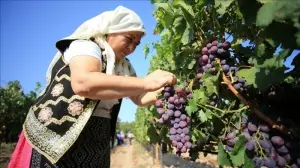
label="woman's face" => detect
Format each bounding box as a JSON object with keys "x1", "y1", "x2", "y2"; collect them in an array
[{"x1": 106, "y1": 31, "x2": 143, "y2": 61}]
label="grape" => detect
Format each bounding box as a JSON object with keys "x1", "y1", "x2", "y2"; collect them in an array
[
  {"x1": 181, "y1": 146, "x2": 187, "y2": 153},
  {"x1": 180, "y1": 114, "x2": 187, "y2": 120},
  {"x1": 175, "y1": 104, "x2": 183, "y2": 110},
  {"x1": 212, "y1": 40, "x2": 218, "y2": 46},
  {"x1": 206, "y1": 63, "x2": 212, "y2": 69},
  {"x1": 202, "y1": 47, "x2": 209, "y2": 55},
  {"x1": 271, "y1": 136, "x2": 285, "y2": 146},
  {"x1": 168, "y1": 103, "x2": 174, "y2": 109},
  {"x1": 276, "y1": 145, "x2": 289, "y2": 155},
  {"x1": 246, "y1": 140, "x2": 256, "y2": 151},
  {"x1": 172, "y1": 140, "x2": 177, "y2": 147},
  {"x1": 259, "y1": 140, "x2": 272, "y2": 149},
  {"x1": 277, "y1": 156, "x2": 287, "y2": 167},
  {"x1": 226, "y1": 132, "x2": 235, "y2": 139},
  {"x1": 157, "y1": 108, "x2": 165, "y2": 115},
  {"x1": 187, "y1": 93, "x2": 193, "y2": 99},
  {"x1": 292, "y1": 164, "x2": 299, "y2": 168},
  {"x1": 174, "y1": 123, "x2": 179, "y2": 129},
  {"x1": 259, "y1": 124, "x2": 270, "y2": 132},
  {"x1": 164, "y1": 92, "x2": 171, "y2": 98},
  {"x1": 177, "y1": 142, "x2": 183, "y2": 149},
  {"x1": 155, "y1": 100, "x2": 163, "y2": 108},
  {"x1": 167, "y1": 109, "x2": 174, "y2": 117},
  {"x1": 217, "y1": 48, "x2": 225, "y2": 55},
  {"x1": 248, "y1": 122, "x2": 257, "y2": 132},
  {"x1": 222, "y1": 41, "x2": 231, "y2": 49},
  {"x1": 261, "y1": 132, "x2": 270, "y2": 139},
  {"x1": 162, "y1": 114, "x2": 169, "y2": 121},
  {"x1": 225, "y1": 145, "x2": 234, "y2": 152},
  {"x1": 217, "y1": 43, "x2": 223, "y2": 48},
  {"x1": 202, "y1": 55, "x2": 209, "y2": 63},
  {"x1": 210, "y1": 46, "x2": 218, "y2": 54},
  {"x1": 242, "y1": 131, "x2": 251, "y2": 140},
  {"x1": 174, "y1": 99, "x2": 180, "y2": 105},
  {"x1": 264, "y1": 158, "x2": 276, "y2": 167},
  {"x1": 233, "y1": 83, "x2": 241, "y2": 90},
  {"x1": 164, "y1": 86, "x2": 172, "y2": 92},
  {"x1": 221, "y1": 59, "x2": 226, "y2": 65},
  {"x1": 179, "y1": 97, "x2": 186, "y2": 104},
  {"x1": 174, "y1": 110, "x2": 181, "y2": 117},
  {"x1": 227, "y1": 137, "x2": 238, "y2": 146},
  {"x1": 185, "y1": 142, "x2": 192, "y2": 149},
  {"x1": 209, "y1": 54, "x2": 215, "y2": 60},
  {"x1": 176, "y1": 128, "x2": 182, "y2": 134},
  {"x1": 175, "y1": 118, "x2": 180, "y2": 123},
  {"x1": 168, "y1": 97, "x2": 175, "y2": 103},
  {"x1": 186, "y1": 117, "x2": 190, "y2": 124},
  {"x1": 222, "y1": 64, "x2": 230, "y2": 73},
  {"x1": 253, "y1": 157, "x2": 264, "y2": 167},
  {"x1": 238, "y1": 78, "x2": 246, "y2": 83},
  {"x1": 184, "y1": 135, "x2": 190, "y2": 141},
  {"x1": 179, "y1": 121, "x2": 187, "y2": 128},
  {"x1": 170, "y1": 128, "x2": 177, "y2": 135},
  {"x1": 180, "y1": 133, "x2": 185, "y2": 138},
  {"x1": 206, "y1": 43, "x2": 212, "y2": 49}
]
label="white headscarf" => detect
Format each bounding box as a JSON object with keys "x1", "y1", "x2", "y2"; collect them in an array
[{"x1": 45, "y1": 6, "x2": 145, "y2": 83}]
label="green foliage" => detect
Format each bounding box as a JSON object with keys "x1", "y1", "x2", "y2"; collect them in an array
[{"x1": 0, "y1": 81, "x2": 41, "y2": 143}]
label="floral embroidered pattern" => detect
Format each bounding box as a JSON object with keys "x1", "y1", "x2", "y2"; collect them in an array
[
  {"x1": 51, "y1": 83, "x2": 64, "y2": 97},
  {"x1": 67, "y1": 101, "x2": 84, "y2": 116},
  {"x1": 38, "y1": 107, "x2": 53, "y2": 122}
]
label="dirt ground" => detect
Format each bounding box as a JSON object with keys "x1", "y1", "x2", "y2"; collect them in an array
[
  {"x1": 1, "y1": 141, "x2": 218, "y2": 168},
  {"x1": 110, "y1": 140, "x2": 218, "y2": 168}
]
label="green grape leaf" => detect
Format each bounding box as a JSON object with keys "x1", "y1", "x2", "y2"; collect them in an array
[
  {"x1": 232, "y1": 135, "x2": 247, "y2": 154},
  {"x1": 229, "y1": 147, "x2": 246, "y2": 167},
  {"x1": 193, "y1": 89, "x2": 205, "y2": 100},
  {"x1": 244, "y1": 154, "x2": 255, "y2": 168},
  {"x1": 257, "y1": 0, "x2": 271, "y2": 4},
  {"x1": 181, "y1": 26, "x2": 194, "y2": 45},
  {"x1": 256, "y1": 43, "x2": 266, "y2": 57},
  {"x1": 217, "y1": 142, "x2": 232, "y2": 167},
  {"x1": 186, "y1": 98, "x2": 198, "y2": 116},
  {"x1": 188, "y1": 59, "x2": 196, "y2": 70},
  {"x1": 215, "y1": 0, "x2": 234, "y2": 15},
  {"x1": 191, "y1": 129, "x2": 206, "y2": 143},
  {"x1": 198, "y1": 109, "x2": 207, "y2": 123},
  {"x1": 256, "y1": 1, "x2": 300, "y2": 27}
]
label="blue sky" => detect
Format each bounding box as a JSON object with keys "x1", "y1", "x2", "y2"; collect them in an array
[
  {"x1": 0, "y1": 1, "x2": 159, "y2": 122},
  {"x1": 1, "y1": 1, "x2": 299, "y2": 122}
]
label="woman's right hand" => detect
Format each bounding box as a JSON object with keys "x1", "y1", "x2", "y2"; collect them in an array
[{"x1": 143, "y1": 70, "x2": 176, "y2": 92}]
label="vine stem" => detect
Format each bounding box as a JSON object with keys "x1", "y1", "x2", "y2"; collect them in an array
[{"x1": 215, "y1": 59, "x2": 291, "y2": 135}]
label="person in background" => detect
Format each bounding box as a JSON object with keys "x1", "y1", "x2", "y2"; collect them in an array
[
  {"x1": 127, "y1": 131, "x2": 134, "y2": 145},
  {"x1": 8, "y1": 5, "x2": 176, "y2": 168}
]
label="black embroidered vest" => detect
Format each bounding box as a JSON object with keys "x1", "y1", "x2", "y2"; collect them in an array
[{"x1": 23, "y1": 39, "x2": 122, "y2": 164}]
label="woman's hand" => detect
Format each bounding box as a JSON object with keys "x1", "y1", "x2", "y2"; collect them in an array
[
  {"x1": 130, "y1": 87, "x2": 164, "y2": 107},
  {"x1": 143, "y1": 70, "x2": 176, "y2": 92}
]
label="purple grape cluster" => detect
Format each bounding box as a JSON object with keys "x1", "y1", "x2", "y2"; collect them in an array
[
  {"x1": 225, "y1": 116, "x2": 300, "y2": 167},
  {"x1": 195, "y1": 39, "x2": 248, "y2": 94},
  {"x1": 155, "y1": 86, "x2": 193, "y2": 155}
]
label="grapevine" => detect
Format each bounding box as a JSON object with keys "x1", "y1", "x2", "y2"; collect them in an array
[{"x1": 134, "y1": 0, "x2": 300, "y2": 168}]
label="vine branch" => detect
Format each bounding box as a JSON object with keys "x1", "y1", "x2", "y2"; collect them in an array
[{"x1": 215, "y1": 59, "x2": 291, "y2": 135}]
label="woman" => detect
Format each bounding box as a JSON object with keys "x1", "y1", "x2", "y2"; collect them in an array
[{"x1": 8, "y1": 6, "x2": 176, "y2": 168}]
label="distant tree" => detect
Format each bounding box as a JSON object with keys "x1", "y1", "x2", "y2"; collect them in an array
[{"x1": 0, "y1": 80, "x2": 41, "y2": 143}]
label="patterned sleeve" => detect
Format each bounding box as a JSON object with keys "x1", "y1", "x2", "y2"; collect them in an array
[{"x1": 127, "y1": 59, "x2": 137, "y2": 77}]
